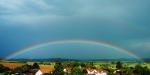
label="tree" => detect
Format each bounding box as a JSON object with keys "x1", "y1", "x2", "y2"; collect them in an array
[
  {"x1": 133, "y1": 64, "x2": 150, "y2": 75},
  {"x1": 82, "y1": 69, "x2": 88, "y2": 75},
  {"x1": 80, "y1": 63, "x2": 86, "y2": 68},
  {"x1": 52, "y1": 62, "x2": 64, "y2": 75},
  {"x1": 71, "y1": 66, "x2": 82, "y2": 75},
  {"x1": 12, "y1": 64, "x2": 32, "y2": 73},
  {"x1": 32, "y1": 63, "x2": 40, "y2": 69},
  {"x1": 0, "y1": 64, "x2": 10, "y2": 73},
  {"x1": 116, "y1": 61, "x2": 123, "y2": 69}
]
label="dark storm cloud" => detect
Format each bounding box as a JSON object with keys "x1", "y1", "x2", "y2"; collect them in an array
[{"x1": 0, "y1": 0, "x2": 150, "y2": 58}]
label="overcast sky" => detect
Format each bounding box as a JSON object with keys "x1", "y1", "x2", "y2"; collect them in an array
[{"x1": 0, "y1": 0, "x2": 150, "y2": 59}]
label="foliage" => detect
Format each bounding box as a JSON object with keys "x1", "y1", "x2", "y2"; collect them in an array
[
  {"x1": 116, "y1": 61, "x2": 123, "y2": 69},
  {"x1": 0, "y1": 64, "x2": 10, "y2": 73},
  {"x1": 52, "y1": 62, "x2": 64, "y2": 75},
  {"x1": 1, "y1": 61, "x2": 150, "y2": 75},
  {"x1": 32, "y1": 62, "x2": 40, "y2": 69},
  {"x1": 11, "y1": 64, "x2": 32, "y2": 73}
]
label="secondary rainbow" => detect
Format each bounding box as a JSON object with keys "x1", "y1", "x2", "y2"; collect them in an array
[{"x1": 5, "y1": 39, "x2": 144, "y2": 62}]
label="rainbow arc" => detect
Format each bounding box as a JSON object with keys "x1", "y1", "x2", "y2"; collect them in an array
[{"x1": 6, "y1": 39, "x2": 144, "y2": 62}]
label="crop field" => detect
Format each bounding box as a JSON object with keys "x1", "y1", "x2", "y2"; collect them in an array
[
  {"x1": 1, "y1": 61, "x2": 150, "y2": 69},
  {"x1": 1, "y1": 61, "x2": 150, "y2": 74},
  {"x1": 0, "y1": 61, "x2": 54, "y2": 73},
  {"x1": 0, "y1": 63, "x2": 23, "y2": 69},
  {"x1": 39, "y1": 65, "x2": 54, "y2": 73}
]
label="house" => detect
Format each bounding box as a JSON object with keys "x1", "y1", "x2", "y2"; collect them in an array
[
  {"x1": 87, "y1": 69, "x2": 107, "y2": 75},
  {"x1": 35, "y1": 70, "x2": 43, "y2": 75}
]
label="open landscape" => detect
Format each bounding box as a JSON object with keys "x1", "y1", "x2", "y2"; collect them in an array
[
  {"x1": 1, "y1": 59, "x2": 150, "y2": 75},
  {"x1": 1, "y1": 0, "x2": 150, "y2": 75}
]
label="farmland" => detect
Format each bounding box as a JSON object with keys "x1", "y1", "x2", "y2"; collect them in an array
[
  {"x1": 0, "y1": 60, "x2": 150, "y2": 75},
  {"x1": 0, "y1": 61, "x2": 54, "y2": 74}
]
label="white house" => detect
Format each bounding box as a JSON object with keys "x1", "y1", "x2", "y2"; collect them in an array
[
  {"x1": 87, "y1": 69, "x2": 107, "y2": 75},
  {"x1": 35, "y1": 70, "x2": 43, "y2": 75},
  {"x1": 96, "y1": 71, "x2": 107, "y2": 75}
]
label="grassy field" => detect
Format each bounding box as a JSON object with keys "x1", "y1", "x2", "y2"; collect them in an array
[{"x1": 83, "y1": 61, "x2": 150, "y2": 70}]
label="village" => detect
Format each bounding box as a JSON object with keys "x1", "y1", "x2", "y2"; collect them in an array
[
  {"x1": 0, "y1": 61, "x2": 108, "y2": 75},
  {"x1": 1, "y1": 60, "x2": 150, "y2": 75}
]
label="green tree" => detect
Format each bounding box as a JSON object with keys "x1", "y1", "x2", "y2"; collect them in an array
[
  {"x1": 32, "y1": 63, "x2": 40, "y2": 69},
  {"x1": 81, "y1": 69, "x2": 88, "y2": 75},
  {"x1": 133, "y1": 64, "x2": 150, "y2": 75},
  {"x1": 116, "y1": 61, "x2": 123, "y2": 69},
  {"x1": 52, "y1": 62, "x2": 64, "y2": 75},
  {"x1": 0, "y1": 64, "x2": 10, "y2": 73},
  {"x1": 80, "y1": 63, "x2": 86, "y2": 68},
  {"x1": 12, "y1": 64, "x2": 32, "y2": 73},
  {"x1": 71, "y1": 66, "x2": 82, "y2": 75}
]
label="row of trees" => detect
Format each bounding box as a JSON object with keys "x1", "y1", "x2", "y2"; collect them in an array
[{"x1": 51, "y1": 62, "x2": 88, "y2": 75}]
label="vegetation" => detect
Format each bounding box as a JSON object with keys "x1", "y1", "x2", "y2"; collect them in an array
[
  {"x1": 0, "y1": 61, "x2": 150, "y2": 75},
  {"x1": 0, "y1": 64, "x2": 10, "y2": 73}
]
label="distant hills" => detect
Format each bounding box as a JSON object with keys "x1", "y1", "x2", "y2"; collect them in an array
[{"x1": 4, "y1": 58, "x2": 150, "y2": 62}]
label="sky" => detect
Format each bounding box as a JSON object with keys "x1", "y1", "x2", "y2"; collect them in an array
[{"x1": 0, "y1": 0, "x2": 150, "y2": 59}]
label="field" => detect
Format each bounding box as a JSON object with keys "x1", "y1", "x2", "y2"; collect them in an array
[
  {"x1": 82, "y1": 61, "x2": 150, "y2": 70},
  {"x1": 0, "y1": 61, "x2": 54, "y2": 73},
  {"x1": 1, "y1": 60, "x2": 150, "y2": 74}
]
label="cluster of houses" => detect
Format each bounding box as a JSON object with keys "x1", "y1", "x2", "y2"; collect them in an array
[
  {"x1": 34, "y1": 68, "x2": 108, "y2": 75},
  {"x1": 1, "y1": 62, "x2": 108, "y2": 75},
  {"x1": 63, "y1": 67, "x2": 107, "y2": 75},
  {"x1": 36, "y1": 69, "x2": 107, "y2": 75},
  {"x1": 86, "y1": 69, "x2": 107, "y2": 75}
]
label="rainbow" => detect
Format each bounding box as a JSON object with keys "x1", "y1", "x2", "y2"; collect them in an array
[{"x1": 5, "y1": 39, "x2": 144, "y2": 62}]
